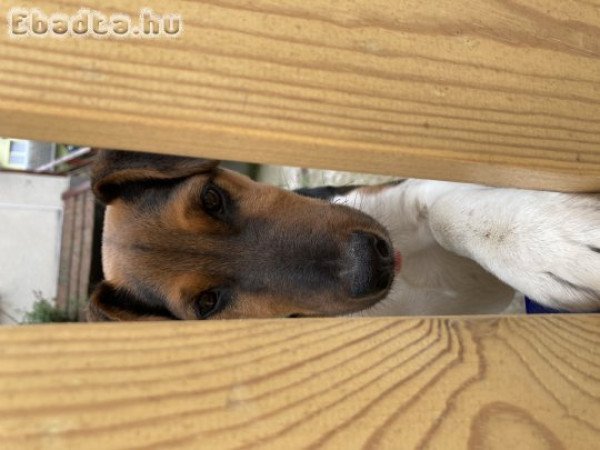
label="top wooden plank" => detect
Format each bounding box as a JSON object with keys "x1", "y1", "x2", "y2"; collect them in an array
[{"x1": 0, "y1": 0, "x2": 600, "y2": 190}]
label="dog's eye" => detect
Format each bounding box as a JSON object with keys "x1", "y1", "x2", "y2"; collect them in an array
[
  {"x1": 202, "y1": 184, "x2": 224, "y2": 214},
  {"x1": 194, "y1": 290, "x2": 224, "y2": 319}
]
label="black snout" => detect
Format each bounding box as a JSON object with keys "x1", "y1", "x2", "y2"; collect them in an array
[{"x1": 346, "y1": 231, "x2": 395, "y2": 298}]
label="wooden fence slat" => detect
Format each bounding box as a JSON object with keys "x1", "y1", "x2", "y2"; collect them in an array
[
  {"x1": 0, "y1": 316, "x2": 598, "y2": 448},
  {"x1": 0, "y1": 1, "x2": 600, "y2": 190}
]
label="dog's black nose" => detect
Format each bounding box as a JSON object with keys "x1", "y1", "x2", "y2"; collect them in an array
[{"x1": 347, "y1": 231, "x2": 395, "y2": 298}]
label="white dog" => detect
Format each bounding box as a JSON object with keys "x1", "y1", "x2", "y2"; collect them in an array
[{"x1": 327, "y1": 180, "x2": 600, "y2": 315}]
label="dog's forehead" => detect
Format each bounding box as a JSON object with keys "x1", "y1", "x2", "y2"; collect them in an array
[{"x1": 101, "y1": 199, "x2": 222, "y2": 284}]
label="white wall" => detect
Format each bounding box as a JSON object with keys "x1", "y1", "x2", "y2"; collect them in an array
[{"x1": 0, "y1": 172, "x2": 68, "y2": 324}]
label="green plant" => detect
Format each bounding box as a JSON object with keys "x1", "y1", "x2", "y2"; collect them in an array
[{"x1": 21, "y1": 292, "x2": 71, "y2": 324}]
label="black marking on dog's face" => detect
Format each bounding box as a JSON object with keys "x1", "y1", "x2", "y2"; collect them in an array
[
  {"x1": 589, "y1": 245, "x2": 600, "y2": 254},
  {"x1": 92, "y1": 150, "x2": 219, "y2": 204},
  {"x1": 294, "y1": 180, "x2": 405, "y2": 202},
  {"x1": 88, "y1": 281, "x2": 179, "y2": 321},
  {"x1": 113, "y1": 178, "x2": 185, "y2": 208},
  {"x1": 294, "y1": 185, "x2": 364, "y2": 201}
]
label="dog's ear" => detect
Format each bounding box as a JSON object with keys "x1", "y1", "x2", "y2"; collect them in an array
[
  {"x1": 92, "y1": 150, "x2": 219, "y2": 204},
  {"x1": 86, "y1": 281, "x2": 178, "y2": 322}
]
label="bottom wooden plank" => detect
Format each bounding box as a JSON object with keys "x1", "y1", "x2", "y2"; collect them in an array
[{"x1": 0, "y1": 316, "x2": 598, "y2": 449}]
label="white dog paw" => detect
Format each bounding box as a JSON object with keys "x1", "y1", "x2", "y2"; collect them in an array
[
  {"x1": 492, "y1": 192, "x2": 600, "y2": 311},
  {"x1": 430, "y1": 187, "x2": 600, "y2": 312}
]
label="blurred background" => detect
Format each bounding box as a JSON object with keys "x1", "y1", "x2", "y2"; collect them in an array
[{"x1": 0, "y1": 139, "x2": 396, "y2": 325}]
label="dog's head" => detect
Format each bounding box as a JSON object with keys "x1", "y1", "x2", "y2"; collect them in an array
[{"x1": 88, "y1": 150, "x2": 396, "y2": 321}]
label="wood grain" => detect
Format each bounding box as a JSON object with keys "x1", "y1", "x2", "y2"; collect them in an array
[
  {"x1": 0, "y1": 316, "x2": 598, "y2": 449},
  {"x1": 1, "y1": 1, "x2": 600, "y2": 190}
]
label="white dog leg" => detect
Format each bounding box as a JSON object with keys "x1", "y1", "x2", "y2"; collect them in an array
[{"x1": 427, "y1": 184, "x2": 600, "y2": 311}]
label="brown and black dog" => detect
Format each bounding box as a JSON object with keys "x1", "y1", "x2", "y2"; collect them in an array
[{"x1": 88, "y1": 150, "x2": 396, "y2": 321}]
